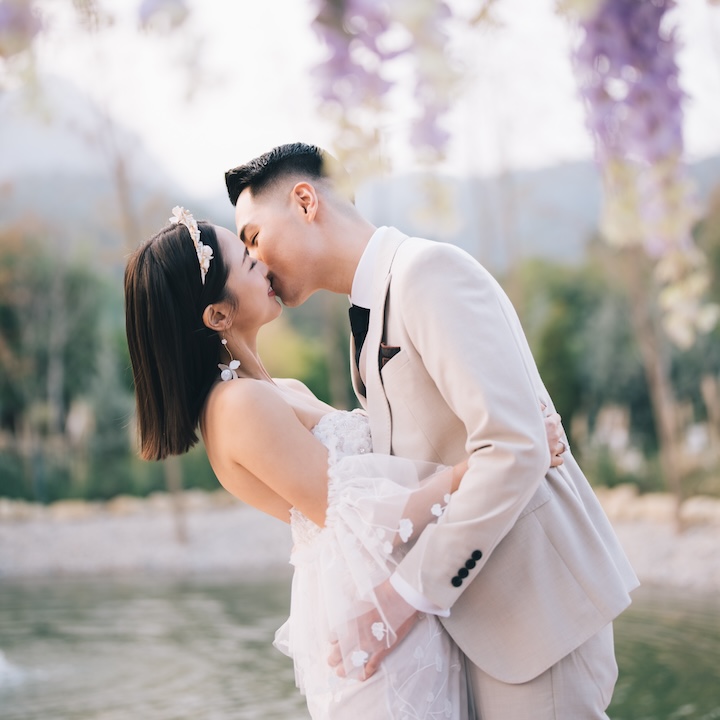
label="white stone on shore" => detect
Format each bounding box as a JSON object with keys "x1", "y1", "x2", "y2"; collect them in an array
[
  {"x1": 1, "y1": 488, "x2": 719, "y2": 592},
  {"x1": 680, "y1": 495, "x2": 720, "y2": 527},
  {"x1": 47, "y1": 499, "x2": 103, "y2": 521}
]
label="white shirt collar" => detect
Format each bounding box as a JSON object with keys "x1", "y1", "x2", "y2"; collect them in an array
[{"x1": 350, "y1": 226, "x2": 387, "y2": 309}]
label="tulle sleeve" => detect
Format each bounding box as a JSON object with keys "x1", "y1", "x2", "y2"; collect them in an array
[{"x1": 275, "y1": 452, "x2": 455, "y2": 687}]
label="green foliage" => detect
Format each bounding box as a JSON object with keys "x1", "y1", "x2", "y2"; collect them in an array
[
  {"x1": 509, "y1": 257, "x2": 655, "y2": 453},
  {"x1": 2, "y1": 188, "x2": 720, "y2": 502},
  {"x1": 0, "y1": 231, "x2": 102, "y2": 431},
  {"x1": 581, "y1": 447, "x2": 665, "y2": 495}
]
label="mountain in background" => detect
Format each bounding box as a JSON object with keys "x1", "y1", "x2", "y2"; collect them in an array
[
  {"x1": 0, "y1": 77, "x2": 216, "y2": 268},
  {"x1": 358, "y1": 157, "x2": 720, "y2": 271},
  {"x1": 1, "y1": 76, "x2": 719, "y2": 276}
]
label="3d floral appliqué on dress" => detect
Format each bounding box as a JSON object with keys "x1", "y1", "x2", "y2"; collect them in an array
[{"x1": 274, "y1": 410, "x2": 471, "y2": 720}]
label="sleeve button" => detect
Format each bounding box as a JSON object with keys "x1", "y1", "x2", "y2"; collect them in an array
[{"x1": 451, "y1": 576, "x2": 463, "y2": 587}]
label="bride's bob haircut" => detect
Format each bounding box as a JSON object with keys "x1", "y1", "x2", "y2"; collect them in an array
[{"x1": 124, "y1": 221, "x2": 233, "y2": 461}]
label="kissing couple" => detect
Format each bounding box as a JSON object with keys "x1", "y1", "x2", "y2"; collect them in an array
[{"x1": 124, "y1": 142, "x2": 638, "y2": 719}]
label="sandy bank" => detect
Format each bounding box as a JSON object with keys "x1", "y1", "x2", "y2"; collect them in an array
[{"x1": 1, "y1": 487, "x2": 719, "y2": 592}]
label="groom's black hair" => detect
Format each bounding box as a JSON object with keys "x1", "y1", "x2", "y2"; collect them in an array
[{"x1": 225, "y1": 142, "x2": 344, "y2": 205}]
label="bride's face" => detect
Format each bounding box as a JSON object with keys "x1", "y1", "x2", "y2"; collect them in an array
[
  {"x1": 214, "y1": 225, "x2": 282, "y2": 329},
  {"x1": 233, "y1": 183, "x2": 316, "y2": 308}
]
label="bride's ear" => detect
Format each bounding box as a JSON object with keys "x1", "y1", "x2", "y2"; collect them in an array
[{"x1": 202, "y1": 302, "x2": 232, "y2": 333}]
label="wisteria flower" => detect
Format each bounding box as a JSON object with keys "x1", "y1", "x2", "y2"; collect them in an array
[
  {"x1": 431, "y1": 503, "x2": 444, "y2": 517},
  {"x1": 0, "y1": 0, "x2": 42, "y2": 58},
  {"x1": 398, "y1": 518, "x2": 414, "y2": 543},
  {"x1": 139, "y1": 0, "x2": 188, "y2": 30},
  {"x1": 382, "y1": 540, "x2": 393, "y2": 555}
]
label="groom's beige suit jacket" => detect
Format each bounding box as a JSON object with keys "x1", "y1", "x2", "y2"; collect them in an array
[{"x1": 350, "y1": 227, "x2": 639, "y2": 685}]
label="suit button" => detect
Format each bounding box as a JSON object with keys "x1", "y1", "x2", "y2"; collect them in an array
[
  {"x1": 465, "y1": 559, "x2": 476, "y2": 570},
  {"x1": 471, "y1": 550, "x2": 483, "y2": 562},
  {"x1": 451, "y1": 576, "x2": 463, "y2": 587},
  {"x1": 458, "y1": 567, "x2": 469, "y2": 579}
]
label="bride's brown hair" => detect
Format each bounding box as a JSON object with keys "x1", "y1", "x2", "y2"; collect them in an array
[{"x1": 124, "y1": 221, "x2": 233, "y2": 460}]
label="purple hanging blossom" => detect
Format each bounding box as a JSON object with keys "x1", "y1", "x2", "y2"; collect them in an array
[
  {"x1": 573, "y1": 0, "x2": 693, "y2": 254},
  {"x1": 311, "y1": 0, "x2": 460, "y2": 177},
  {"x1": 0, "y1": 0, "x2": 41, "y2": 59},
  {"x1": 570, "y1": 0, "x2": 718, "y2": 346},
  {"x1": 139, "y1": 0, "x2": 189, "y2": 31}
]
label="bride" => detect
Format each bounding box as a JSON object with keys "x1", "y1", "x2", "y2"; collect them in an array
[{"x1": 124, "y1": 207, "x2": 564, "y2": 719}]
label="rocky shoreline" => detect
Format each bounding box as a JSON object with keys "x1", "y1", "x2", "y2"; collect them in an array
[{"x1": 1, "y1": 486, "x2": 719, "y2": 592}]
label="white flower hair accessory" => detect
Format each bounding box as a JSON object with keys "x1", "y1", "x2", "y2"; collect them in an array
[{"x1": 169, "y1": 205, "x2": 213, "y2": 284}]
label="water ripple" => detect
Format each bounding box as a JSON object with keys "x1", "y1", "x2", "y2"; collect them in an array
[{"x1": 1, "y1": 577, "x2": 719, "y2": 719}]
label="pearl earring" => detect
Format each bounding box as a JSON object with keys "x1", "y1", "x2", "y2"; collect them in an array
[{"x1": 218, "y1": 337, "x2": 240, "y2": 381}]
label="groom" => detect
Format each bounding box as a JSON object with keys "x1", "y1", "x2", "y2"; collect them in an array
[{"x1": 225, "y1": 143, "x2": 638, "y2": 719}]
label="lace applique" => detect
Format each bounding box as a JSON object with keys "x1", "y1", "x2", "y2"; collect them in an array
[{"x1": 290, "y1": 410, "x2": 372, "y2": 548}]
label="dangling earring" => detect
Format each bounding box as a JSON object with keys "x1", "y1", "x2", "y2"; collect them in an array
[{"x1": 218, "y1": 337, "x2": 241, "y2": 381}]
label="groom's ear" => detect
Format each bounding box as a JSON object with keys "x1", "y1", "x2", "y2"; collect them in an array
[
  {"x1": 202, "y1": 302, "x2": 232, "y2": 333},
  {"x1": 291, "y1": 182, "x2": 318, "y2": 222}
]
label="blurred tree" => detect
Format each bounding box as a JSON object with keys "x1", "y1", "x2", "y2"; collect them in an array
[{"x1": 0, "y1": 226, "x2": 102, "y2": 499}]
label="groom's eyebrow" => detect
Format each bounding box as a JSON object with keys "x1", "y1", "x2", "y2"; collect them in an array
[{"x1": 238, "y1": 224, "x2": 249, "y2": 245}]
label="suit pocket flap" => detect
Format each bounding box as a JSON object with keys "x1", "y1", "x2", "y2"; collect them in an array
[
  {"x1": 379, "y1": 348, "x2": 410, "y2": 379},
  {"x1": 518, "y1": 480, "x2": 552, "y2": 519}
]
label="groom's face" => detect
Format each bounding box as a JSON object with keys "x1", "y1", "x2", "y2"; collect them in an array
[{"x1": 234, "y1": 185, "x2": 310, "y2": 307}]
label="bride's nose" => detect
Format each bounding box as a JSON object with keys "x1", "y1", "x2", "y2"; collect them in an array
[{"x1": 256, "y1": 259, "x2": 269, "y2": 277}]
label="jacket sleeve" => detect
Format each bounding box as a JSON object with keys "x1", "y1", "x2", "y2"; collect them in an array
[{"x1": 390, "y1": 242, "x2": 551, "y2": 611}]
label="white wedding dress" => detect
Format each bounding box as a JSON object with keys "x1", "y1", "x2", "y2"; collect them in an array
[{"x1": 274, "y1": 410, "x2": 472, "y2": 719}]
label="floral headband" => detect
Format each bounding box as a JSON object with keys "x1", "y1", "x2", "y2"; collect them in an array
[{"x1": 169, "y1": 206, "x2": 213, "y2": 284}]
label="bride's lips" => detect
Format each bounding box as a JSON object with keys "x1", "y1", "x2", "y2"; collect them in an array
[{"x1": 268, "y1": 281, "x2": 276, "y2": 297}]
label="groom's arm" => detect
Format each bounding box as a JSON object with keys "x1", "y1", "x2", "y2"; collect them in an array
[
  {"x1": 331, "y1": 241, "x2": 555, "y2": 678},
  {"x1": 389, "y1": 242, "x2": 550, "y2": 611}
]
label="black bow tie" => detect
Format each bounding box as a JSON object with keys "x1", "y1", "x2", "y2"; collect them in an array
[{"x1": 349, "y1": 304, "x2": 370, "y2": 369}]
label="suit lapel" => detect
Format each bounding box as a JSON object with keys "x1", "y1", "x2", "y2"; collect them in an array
[{"x1": 364, "y1": 227, "x2": 408, "y2": 455}]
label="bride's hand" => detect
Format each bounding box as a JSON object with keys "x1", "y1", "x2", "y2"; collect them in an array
[
  {"x1": 327, "y1": 578, "x2": 419, "y2": 681},
  {"x1": 541, "y1": 403, "x2": 566, "y2": 468}
]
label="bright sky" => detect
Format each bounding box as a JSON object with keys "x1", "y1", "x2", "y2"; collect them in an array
[{"x1": 30, "y1": 0, "x2": 720, "y2": 201}]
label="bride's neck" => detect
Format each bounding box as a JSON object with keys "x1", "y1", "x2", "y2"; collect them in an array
[{"x1": 224, "y1": 333, "x2": 275, "y2": 384}]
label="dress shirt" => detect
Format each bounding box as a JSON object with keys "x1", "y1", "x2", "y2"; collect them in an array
[{"x1": 350, "y1": 226, "x2": 387, "y2": 309}]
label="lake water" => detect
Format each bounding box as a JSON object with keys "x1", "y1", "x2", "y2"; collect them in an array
[{"x1": 0, "y1": 573, "x2": 719, "y2": 719}]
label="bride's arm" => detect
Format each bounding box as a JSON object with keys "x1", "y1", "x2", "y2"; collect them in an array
[{"x1": 204, "y1": 379, "x2": 331, "y2": 527}]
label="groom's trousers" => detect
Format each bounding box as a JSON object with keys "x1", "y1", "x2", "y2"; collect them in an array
[{"x1": 468, "y1": 624, "x2": 618, "y2": 720}]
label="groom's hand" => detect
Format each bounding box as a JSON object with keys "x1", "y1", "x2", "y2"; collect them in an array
[{"x1": 328, "y1": 578, "x2": 419, "y2": 681}]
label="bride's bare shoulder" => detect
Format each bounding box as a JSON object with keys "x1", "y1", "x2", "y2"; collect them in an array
[
  {"x1": 204, "y1": 378, "x2": 292, "y2": 427},
  {"x1": 273, "y1": 377, "x2": 316, "y2": 397}
]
